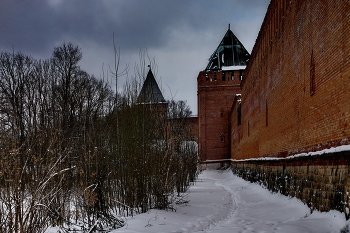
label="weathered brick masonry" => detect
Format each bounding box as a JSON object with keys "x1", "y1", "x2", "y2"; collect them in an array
[
  {"x1": 198, "y1": 70, "x2": 243, "y2": 162},
  {"x1": 197, "y1": 26, "x2": 249, "y2": 164},
  {"x1": 231, "y1": 0, "x2": 350, "y2": 159},
  {"x1": 228, "y1": 0, "x2": 350, "y2": 215}
]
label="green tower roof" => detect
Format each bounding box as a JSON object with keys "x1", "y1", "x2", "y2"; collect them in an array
[{"x1": 206, "y1": 26, "x2": 250, "y2": 71}]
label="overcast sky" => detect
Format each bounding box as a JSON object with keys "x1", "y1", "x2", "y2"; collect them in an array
[{"x1": 0, "y1": 0, "x2": 270, "y2": 115}]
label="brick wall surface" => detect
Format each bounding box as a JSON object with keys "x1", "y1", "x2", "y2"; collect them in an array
[
  {"x1": 167, "y1": 116, "x2": 198, "y2": 141},
  {"x1": 198, "y1": 70, "x2": 243, "y2": 162},
  {"x1": 231, "y1": 0, "x2": 350, "y2": 160}
]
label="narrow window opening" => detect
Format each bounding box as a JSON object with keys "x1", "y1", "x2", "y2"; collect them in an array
[
  {"x1": 222, "y1": 72, "x2": 225, "y2": 81},
  {"x1": 240, "y1": 70, "x2": 243, "y2": 80},
  {"x1": 310, "y1": 50, "x2": 316, "y2": 96},
  {"x1": 266, "y1": 100, "x2": 268, "y2": 126},
  {"x1": 205, "y1": 72, "x2": 209, "y2": 81},
  {"x1": 237, "y1": 103, "x2": 241, "y2": 126},
  {"x1": 248, "y1": 121, "x2": 250, "y2": 137},
  {"x1": 221, "y1": 133, "x2": 225, "y2": 143},
  {"x1": 214, "y1": 72, "x2": 217, "y2": 81},
  {"x1": 231, "y1": 72, "x2": 234, "y2": 80}
]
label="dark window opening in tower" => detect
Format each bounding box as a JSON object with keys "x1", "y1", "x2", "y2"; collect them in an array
[
  {"x1": 266, "y1": 100, "x2": 268, "y2": 126},
  {"x1": 248, "y1": 121, "x2": 250, "y2": 137},
  {"x1": 223, "y1": 47, "x2": 234, "y2": 66},
  {"x1": 237, "y1": 103, "x2": 242, "y2": 126},
  {"x1": 221, "y1": 133, "x2": 225, "y2": 142}
]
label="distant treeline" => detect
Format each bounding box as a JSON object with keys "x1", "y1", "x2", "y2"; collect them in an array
[{"x1": 0, "y1": 43, "x2": 199, "y2": 233}]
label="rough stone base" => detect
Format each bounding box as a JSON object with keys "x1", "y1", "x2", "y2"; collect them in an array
[{"x1": 231, "y1": 151, "x2": 350, "y2": 219}]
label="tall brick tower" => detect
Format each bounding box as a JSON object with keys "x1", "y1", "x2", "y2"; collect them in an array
[{"x1": 198, "y1": 25, "x2": 250, "y2": 165}]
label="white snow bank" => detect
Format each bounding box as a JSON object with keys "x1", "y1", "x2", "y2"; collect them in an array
[
  {"x1": 232, "y1": 144, "x2": 350, "y2": 162},
  {"x1": 100, "y1": 170, "x2": 347, "y2": 233}
]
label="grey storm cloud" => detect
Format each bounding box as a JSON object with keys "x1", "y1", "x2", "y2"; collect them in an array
[
  {"x1": 0, "y1": 0, "x2": 270, "y2": 114},
  {"x1": 2, "y1": 0, "x2": 194, "y2": 52},
  {"x1": 1, "y1": 0, "x2": 269, "y2": 52}
]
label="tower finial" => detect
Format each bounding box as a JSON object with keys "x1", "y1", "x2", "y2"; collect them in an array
[{"x1": 228, "y1": 23, "x2": 230, "y2": 30}]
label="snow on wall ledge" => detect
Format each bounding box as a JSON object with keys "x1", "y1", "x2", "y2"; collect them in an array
[
  {"x1": 231, "y1": 145, "x2": 350, "y2": 219},
  {"x1": 232, "y1": 144, "x2": 350, "y2": 162}
]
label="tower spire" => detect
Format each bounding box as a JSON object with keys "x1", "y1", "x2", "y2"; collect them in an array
[
  {"x1": 205, "y1": 26, "x2": 250, "y2": 70},
  {"x1": 137, "y1": 69, "x2": 165, "y2": 104}
]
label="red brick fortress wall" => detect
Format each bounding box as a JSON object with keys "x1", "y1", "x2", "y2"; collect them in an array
[
  {"x1": 198, "y1": 70, "x2": 243, "y2": 162},
  {"x1": 231, "y1": 0, "x2": 350, "y2": 160}
]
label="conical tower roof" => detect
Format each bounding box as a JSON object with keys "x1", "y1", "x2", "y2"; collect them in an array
[
  {"x1": 206, "y1": 26, "x2": 250, "y2": 71},
  {"x1": 137, "y1": 69, "x2": 166, "y2": 104}
]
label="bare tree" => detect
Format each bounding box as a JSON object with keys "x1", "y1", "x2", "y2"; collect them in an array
[{"x1": 0, "y1": 44, "x2": 199, "y2": 232}]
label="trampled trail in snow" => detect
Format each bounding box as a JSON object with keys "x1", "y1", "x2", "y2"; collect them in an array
[{"x1": 113, "y1": 169, "x2": 348, "y2": 233}]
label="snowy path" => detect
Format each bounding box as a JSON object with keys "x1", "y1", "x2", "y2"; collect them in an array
[{"x1": 114, "y1": 169, "x2": 347, "y2": 233}]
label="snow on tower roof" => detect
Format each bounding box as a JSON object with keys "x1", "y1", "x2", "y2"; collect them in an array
[{"x1": 206, "y1": 25, "x2": 250, "y2": 71}]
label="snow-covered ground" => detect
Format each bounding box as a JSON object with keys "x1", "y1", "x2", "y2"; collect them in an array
[
  {"x1": 46, "y1": 169, "x2": 348, "y2": 233},
  {"x1": 112, "y1": 169, "x2": 348, "y2": 233}
]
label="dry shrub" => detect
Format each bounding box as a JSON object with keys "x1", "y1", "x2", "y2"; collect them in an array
[{"x1": 0, "y1": 45, "x2": 198, "y2": 232}]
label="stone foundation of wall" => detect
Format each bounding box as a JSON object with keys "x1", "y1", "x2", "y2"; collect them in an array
[{"x1": 231, "y1": 150, "x2": 350, "y2": 219}]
